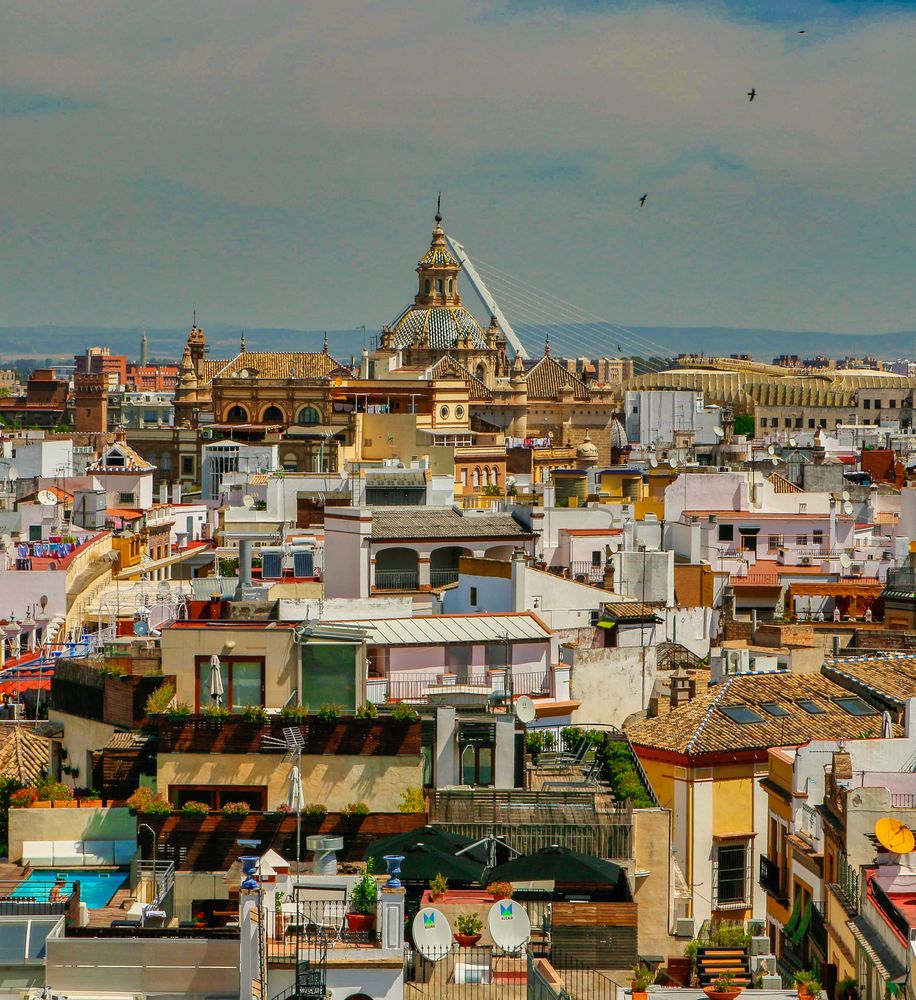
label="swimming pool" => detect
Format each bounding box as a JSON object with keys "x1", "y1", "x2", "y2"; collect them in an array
[{"x1": 11, "y1": 869, "x2": 128, "y2": 908}]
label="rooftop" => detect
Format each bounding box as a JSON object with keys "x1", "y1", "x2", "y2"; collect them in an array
[
  {"x1": 346, "y1": 612, "x2": 553, "y2": 646},
  {"x1": 822, "y1": 655, "x2": 916, "y2": 709},
  {"x1": 369, "y1": 507, "x2": 533, "y2": 540}
]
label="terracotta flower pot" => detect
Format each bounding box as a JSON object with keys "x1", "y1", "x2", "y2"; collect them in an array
[
  {"x1": 705, "y1": 988, "x2": 744, "y2": 1000},
  {"x1": 31, "y1": 800, "x2": 52, "y2": 808},
  {"x1": 454, "y1": 932, "x2": 481, "y2": 947},
  {"x1": 79, "y1": 800, "x2": 103, "y2": 808},
  {"x1": 346, "y1": 912, "x2": 376, "y2": 933},
  {"x1": 53, "y1": 800, "x2": 77, "y2": 808}
]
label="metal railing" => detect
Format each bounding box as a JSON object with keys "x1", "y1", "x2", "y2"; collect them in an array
[
  {"x1": 569, "y1": 561, "x2": 605, "y2": 583},
  {"x1": 870, "y1": 877, "x2": 912, "y2": 942},
  {"x1": 137, "y1": 860, "x2": 175, "y2": 909},
  {"x1": 430, "y1": 569, "x2": 460, "y2": 588},
  {"x1": 378, "y1": 670, "x2": 549, "y2": 703},
  {"x1": 890, "y1": 793, "x2": 916, "y2": 808},
  {"x1": 832, "y1": 851, "x2": 859, "y2": 914},
  {"x1": 267, "y1": 898, "x2": 375, "y2": 964},
  {"x1": 759, "y1": 855, "x2": 788, "y2": 903},
  {"x1": 374, "y1": 570, "x2": 419, "y2": 591}
]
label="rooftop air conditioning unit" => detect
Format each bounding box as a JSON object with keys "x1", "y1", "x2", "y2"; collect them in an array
[
  {"x1": 800, "y1": 556, "x2": 812, "y2": 565},
  {"x1": 675, "y1": 918, "x2": 695, "y2": 938},
  {"x1": 201, "y1": 428, "x2": 213, "y2": 440}
]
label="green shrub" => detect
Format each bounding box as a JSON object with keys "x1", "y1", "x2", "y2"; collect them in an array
[
  {"x1": 316, "y1": 703, "x2": 341, "y2": 721},
  {"x1": 10, "y1": 787, "x2": 37, "y2": 808},
  {"x1": 140, "y1": 796, "x2": 172, "y2": 816},
  {"x1": 182, "y1": 801, "x2": 210, "y2": 815},
  {"x1": 390, "y1": 703, "x2": 418, "y2": 722},
  {"x1": 343, "y1": 801, "x2": 370, "y2": 817},
  {"x1": 398, "y1": 787, "x2": 425, "y2": 813},
  {"x1": 304, "y1": 802, "x2": 328, "y2": 816},
  {"x1": 455, "y1": 912, "x2": 483, "y2": 935},
  {"x1": 242, "y1": 705, "x2": 268, "y2": 723},
  {"x1": 165, "y1": 701, "x2": 192, "y2": 720},
  {"x1": 127, "y1": 786, "x2": 154, "y2": 811},
  {"x1": 349, "y1": 859, "x2": 377, "y2": 915},
  {"x1": 430, "y1": 872, "x2": 448, "y2": 899},
  {"x1": 202, "y1": 705, "x2": 230, "y2": 718},
  {"x1": 279, "y1": 703, "x2": 308, "y2": 722},
  {"x1": 355, "y1": 701, "x2": 379, "y2": 719},
  {"x1": 145, "y1": 682, "x2": 176, "y2": 715},
  {"x1": 37, "y1": 781, "x2": 73, "y2": 802}
]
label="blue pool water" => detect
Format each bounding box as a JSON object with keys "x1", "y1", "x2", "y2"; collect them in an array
[{"x1": 11, "y1": 869, "x2": 128, "y2": 908}]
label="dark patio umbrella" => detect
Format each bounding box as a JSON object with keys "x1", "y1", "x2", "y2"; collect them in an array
[
  {"x1": 485, "y1": 845, "x2": 626, "y2": 888},
  {"x1": 366, "y1": 842, "x2": 485, "y2": 884},
  {"x1": 365, "y1": 825, "x2": 486, "y2": 864}
]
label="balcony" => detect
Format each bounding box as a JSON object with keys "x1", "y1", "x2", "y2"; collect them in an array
[
  {"x1": 759, "y1": 855, "x2": 788, "y2": 905},
  {"x1": 430, "y1": 569, "x2": 459, "y2": 588},
  {"x1": 367, "y1": 670, "x2": 549, "y2": 706},
  {"x1": 373, "y1": 570, "x2": 419, "y2": 592},
  {"x1": 569, "y1": 561, "x2": 605, "y2": 584}
]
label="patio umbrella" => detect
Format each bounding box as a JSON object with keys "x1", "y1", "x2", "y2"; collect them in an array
[
  {"x1": 208, "y1": 655, "x2": 224, "y2": 706},
  {"x1": 485, "y1": 845, "x2": 626, "y2": 888},
  {"x1": 365, "y1": 825, "x2": 485, "y2": 863},
  {"x1": 287, "y1": 765, "x2": 304, "y2": 812},
  {"x1": 365, "y1": 841, "x2": 485, "y2": 883},
  {"x1": 882, "y1": 710, "x2": 894, "y2": 739}
]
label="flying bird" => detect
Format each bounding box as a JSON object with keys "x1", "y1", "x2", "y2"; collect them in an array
[
  {"x1": 747, "y1": 88, "x2": 756, "y2": 102},
  {"x1": 639, "y1": 193, "x2": 647, "y2": 206}
]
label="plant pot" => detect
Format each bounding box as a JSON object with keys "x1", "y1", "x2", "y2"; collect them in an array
[
  {"x1": 705, "y1": 988, "x2": 744, "y2": 1000},
  {"x1": 53, "y1": 800, "x2": 77, "y2": 808},
  {"x1": 631, "y1": 991, "x2": 647, "y2": 1000},
  {"x1": 454, "y1": 933, "x2": 481, "y2": 947},
  {"x1": 79, "y1": 800, "x2": 103, "y2": 808},
  {"x1": 31, "y1": 800, "x2": 52, "y2": 808},
  {"x1": 346, "y1": 912, "x2": 376, "y2": 933}
]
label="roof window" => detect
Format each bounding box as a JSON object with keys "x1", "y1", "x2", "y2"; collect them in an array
[
  {"x1": 797, "y1": 699, "x2": 826, "y2": 714},
  {"x1": 835, "y1": 697, "x2": 878, "y2": 717},
  {"x1": 760, "y1": 702, "x2": 791, "y2": 718},
  {"x1": 720, "y1": 705, "x2": 764, "y2": 724}
]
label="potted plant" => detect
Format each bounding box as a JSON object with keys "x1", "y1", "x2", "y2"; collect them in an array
[
  {"x1": 274, "y1": 891, "x2": 287, "y2": 941},
  {"x1": 222, "y1": 801, "x2": 251, "y2": 817},
  {"x1": 795, "y1": 971, "x2": 822, "y2": 999},
  {"x1": 837, "y1": 979, "x2": 859, "y2": 1000},
  {"x1": 346, "y1": 860, "x2": 378, "y2": 933},
  {"x1": 486, "y1": 881, "x2": 513, "y2": 901},
  {"x1": 430, "y1": 873, "x2": 448, "y2": 901},
  {"x1": 704, "y1": 971, "x2": 744, "y2": 1000},
  {"x1": 632, "y1": 962, "x2": 654, "y2": 999},
  {"x1": 10, "y1": 787, "x2": 37, "y2": 808},
  {"x1": 182, "y1": 800, "x2": 210, "y2": 816},
  {"x1": 192, "y1": 910, "x2": 207, "y2": 929},
  {"x1": 77, "y1": 789, "x2": 103, "y2": 808},
  {"x1": 454, "y1": 912, "x2": 483, "y2": 947},
  {"x1": 242, "y1": 705, "x2": 268, "y2": 723},
  {"x1": 343, "y1": 801, "x2": 369, "y2": 817},
  {"x1": 390, "y1": 703, "x2": 418, "y2": 722}
]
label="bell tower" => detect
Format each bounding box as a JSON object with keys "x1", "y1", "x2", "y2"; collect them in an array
[{"x1": 414, "y1": 198, "x2": 462, "y2": 309}]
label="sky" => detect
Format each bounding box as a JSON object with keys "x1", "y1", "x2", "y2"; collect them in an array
[{"x1": 1, "y1": 0, "x2": 916, "y2": 337}]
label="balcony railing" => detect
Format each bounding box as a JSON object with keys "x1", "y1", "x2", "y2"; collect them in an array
[
  {"x1": 870, "y1": 877, "x2": 913, "y2": 943},
  {"x1": 569, "y1": 561, "x2": 605, "y2": 584},
  {"x1": 369, "y1": 670, "x2": 549, "y2": 704},
  {"x1": 759, "y1": 855, "x2": 788, "y2": 905},
  {"x1": 430, "y1": 569, "x2": 459, "y2": 588},
  {"x1": 374, "y1": 570, "x2": 419, "y2": 591},
  {"x1": 830, "y1": 851, "x2": 859, "y2": 915}
]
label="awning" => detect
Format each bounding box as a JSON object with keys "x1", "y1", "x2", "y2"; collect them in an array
[
  {"x1": 848, "y1": 916, "x2": 906, "y2": 981},
  {"x1": 783, "y1": 892, "x2": 802, "y2": 939},
  {"x1": 284, "y1": 424, "x2": 346, "y2": 438}
]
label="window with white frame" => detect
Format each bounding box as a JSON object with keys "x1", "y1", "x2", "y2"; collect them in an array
[{"x1": 713, "y1": 840, "x2": 751, "y2": 908}]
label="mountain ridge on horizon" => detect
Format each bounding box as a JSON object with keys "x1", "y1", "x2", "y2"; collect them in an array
[{"x1": 0, "y1": 323, "x2": 911, "y2": 363}]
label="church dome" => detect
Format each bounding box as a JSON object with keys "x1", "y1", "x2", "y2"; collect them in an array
[{"x1": 576, "y1": 432, "x2": 599, "y2": 460}]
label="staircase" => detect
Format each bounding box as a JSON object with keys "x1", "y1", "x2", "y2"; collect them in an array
[{"x1": 695, "y1": 947, "x2": 752, "y2": 988}]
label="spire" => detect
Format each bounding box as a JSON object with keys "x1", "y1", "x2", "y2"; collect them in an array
[
  {"x1": 140, "y1": 331, "x2": 148, "y2": 367},
  {"x1": 544, "y1": 333, "x2": 551, "y2": 357},
  {"x1": 436, "y1": 192, "x2": 442, "y2": 226},
  {"x1": 415, "y1": 200, "x2": 461, "y2": 307},
  {"x1": 323, "y1": 331, "x2": 329, "y2": 354},
  {"x1": 240, "y1": 332, "x2": 246, "y2": 353},
  {"x1": 178, "y1": 345, "x2": 197, "y2": 389}
]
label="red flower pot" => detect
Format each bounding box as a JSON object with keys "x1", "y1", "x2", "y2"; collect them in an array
[
  {"x1": 454, "y1": 933, "x2": 481, "y2": 947},
  {"x1": 346, "y1": 912, "x2": 376, "y2": 933}
]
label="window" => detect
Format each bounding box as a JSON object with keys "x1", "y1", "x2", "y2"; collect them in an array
[
  {"x1": 863, "y1": 399, "x2": 871, "y2": 410},
  {"x1": 591, "y1": 550, "x2": 602, "y2": 566},
  {"x1": 469, "y1": 586, "x2": 478, "y2": 607},
  {"x1": 718, "y1": 524, "x2": 734, "y2": 542},
  {"x1": 797, "y1": 699, "x2": 826, "y2": 714},
  {"x1": 768, "y1": 535, "x2": 783, "y2": 552},
  {"x1": 589, "y1": 609, "x2": 601, "y2": 626},
  {"x1": 118, "y1": 492, "x2": 135, "y2": 505},
  {"x1": 808, "y1": 418, "x2": 815, "y2": 428},
  {"x1": 181, "y1": 456, "x2": 194, "y2": 476},
  {"x1": 813, "y1": 530, "x2": 824, "y2": 546},
  {"x1": 875, "y1": 400, "x2": 882, "y2": 410},
  {"x1": 890, "y1": 399, "x2": 897, "y2": 409},
  {"x1": 796, "y1": 534, "x2": 808, "y2": 546},
  {"x1": 424, "y1": 280, "x2": 430, "y2": 294},
  {"x1": 784, "y1": 418, "x2": 792, "y2": 428},
  {"x1": 714, "y1": 842, "x2": 750, "y2": 908},
  {"x1": 160, "y1": 452, "x2": 172, "y2": 472},
  {"x1": 436, "y1": 279, "x2": 444, "y2": 294},
  {"x1": 771, "y1": 418, "x2": 778, "y2": 428},
  {"x1": 835, "y1": 697, "x2": 878, "y2": 717},
  {"x1": 460, "y1": 469, "x2": 468, "y2": 486},
  {"x1": 227, "y1": 405, "x2": 249, "y2": 422},
  {"x1": 448, "y1": 280, "x2": 453, "y2": 294},
  {"x1": 720, "y1": 705, "x2": 764, "y2": 724},
  {"x1": 298, "y1": 406, "x2": 321, "y2": 425},
  {"x1": 195, "y1": 657, "x2": 264, "y2": 713},
  {"x1": 262, "y1": 405, "x2": 284, "y2": 424},
  {"x1": 795, "y1": 417, "x2": 802, "y2": 428},
  {"x1": 461, "y1": 744, "x2": 493, "y2": 786},
  {"x1": 819, "y1": 419, "x2": 827, "y2": 428},
  {"x1": 761, "y1": 702, "x2": 791, "y2": 717}
]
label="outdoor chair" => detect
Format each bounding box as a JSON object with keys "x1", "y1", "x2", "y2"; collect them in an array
[{"x1": 538, "y1": 736, "x2": 590, "y2": 770}]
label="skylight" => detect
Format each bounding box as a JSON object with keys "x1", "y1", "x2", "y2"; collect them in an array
[
  {"x1": 720, "y1": 705, "x2": 764, "y2": 724},
  {"x1": 835, "y1": 697, "x2": 878, "y2": 717},
  {"x1": 760, "y1": 702, "x2": 791, "y2": 718},
  {"x1": 797, "y1": 699, "x2": 827, "y2": 715}
]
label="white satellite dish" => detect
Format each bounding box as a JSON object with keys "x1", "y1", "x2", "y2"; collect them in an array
[
  {"x1": 841, "y1": 490, "x2": 850, "y2": 502},
  {"x1": 515, "y1": 696, "x2": 536, "y2": 725},
  {"x1": 649, "y1": 456, "x2": 658, "y2": 468},
  {"x1": 713, "y1": 426, "x2": 725, "y2": 439},
  {"x1": 412, "y1": 907, "x2": 453, "y2": 961},
  {"x1": 839, "y1": 552, "x2": 853, "y2": 569},
  {"x1": 668, "y1": 457, "x2": 679, "y2": 469},
  {"x1": 0, "y1": 533, "x2": 11, "y2": 549},
  {"x1": 239, "y1": 369, "x2": 250, "y2": 379},
  {"x1": 8, "y1": 467, "x2": 18, "y2": 482},
  {"x1": 771, "y1": 457, "x2": 780, "y2": 466},
  {"x1": 767, "y1": 444, "x2": 776, "y2": 456},
  {"x1": 488, "y1": 899, "x2": 531, "y2": 954},
  {"x1": 133, "y1": 620, "x2": 149, "y2": 637},
  {"x1": 788, "y1": 438, "x2": 798, "y2": 448},
  {"x1": 242, "y1": 495, "x2": 255, "y2": 509},
  {"x1": 843, "y1": 501, "x2": 854, "y2": 515},
  {"x1": 36, "y1": 490, "x2": 58, "y2": 506}
]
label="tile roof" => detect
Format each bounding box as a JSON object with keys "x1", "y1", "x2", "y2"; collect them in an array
[
  {"x1": 198, "y1": 359, "x2": 230, "y2": 384},
  {"x1": 87, "y1": 442, "x2": 154, "y2": 472},
  {"x1": 523, "y1": 355, "x2": 590, "y2": 401},
  {"x1": 426, "y1": 355, "x2": 492, "y2": 400},
  {"x1": 388, "y1": 305, "x2": 487, "y2": 350},
  {"x1": 370, "y1": 507, "x2": 532, "y2": 540},
  {"x1": 20, "y1": 486, "x2": 74, "y2": 503},
  {"x1": 601, "y1": 602, "x2": 662, "y2": 621},
  {"x1": 821, "y1": 656, "x2": 916, "y2": 708},
  {"x1": 0, "y1": 725, "x2": 49, "y2": 785},
  {"x1": 212, "y1": 351, "x2": 349, "y2": 381},
  {"x1": 627, "y1": 671, "x2": 900, "y2": 756}
]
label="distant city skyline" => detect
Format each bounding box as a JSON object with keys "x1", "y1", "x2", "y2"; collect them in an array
[{"x1": 2, "y1": 1, "x2": 916, "y2": 335}]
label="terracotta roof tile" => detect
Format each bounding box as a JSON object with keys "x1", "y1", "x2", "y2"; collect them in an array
[
  {"x1": 370, "y1": 508, "x2": 533, "y2": 540},
  {"x1": 425, "y1": 355, "x2": 492, "y2": 400},
  {"x1": 0, "y1": 725, "x2": 49, "y2": 785},
  {"x1": 822, "y1": 656, "x2": 916, "y2": 708},
  {"x1": 523, "y1": 355, "x2": 590, "y2": 401},
  {"x1": 211, "y1": 352, "x2": 349, "y2": 381}
]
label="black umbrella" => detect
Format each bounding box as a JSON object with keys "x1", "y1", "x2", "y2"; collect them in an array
[
  {"x1": 485, "y1": 845, "x2": 626, "y2": 887},
  {"x1": 365, "y1": 825, "x2": 486, "y2": 864},
  {"x1": 366, "y1": 841, "x2": 485, "y2": 883}
]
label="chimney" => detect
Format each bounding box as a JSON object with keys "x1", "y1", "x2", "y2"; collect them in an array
[
  {"x1": 172, "y1": 483, "x2": 182, "y2": 504},
  {"x1": 159, "y1": 483, "x2": 169, "y2": 505},
  {"x1": 235, "y1": 538, "x2": 253, "y2": 599},
  {"x1": 360, "y1": 348, "x2": 369, "y2": 380},
  {"x1": 603, "y1": 550, "x2": 616, "y2": 591},
  {"x1": 670, "y1": 668, "x2": 694, "y2": 709},
  {"x1": 832, "y1": 635, "x2": 842, "y2": 656}
]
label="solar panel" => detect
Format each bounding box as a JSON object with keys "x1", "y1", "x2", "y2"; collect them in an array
[
  {"x1": 293, "y1": 550, "x2": 314, "y2": 577},
  {"x1": 261, "y1": 551, "x2": 282, "y2": 579}
]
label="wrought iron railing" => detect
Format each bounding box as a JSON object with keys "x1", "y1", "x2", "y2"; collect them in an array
[
  {"x1": 430, "y1": 569, "x2": 460, "y2": 588},
  {"x1": 374, "y1": 570, "x2": 419, "y2": 591},
  {"x1": 832, "y1": 851, "x2": 859, "y2": 914},
  {"x1": 759, "y1": 855, "x2": 788, "y2": 904}
]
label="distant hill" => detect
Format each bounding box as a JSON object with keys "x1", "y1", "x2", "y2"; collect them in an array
[{"x1": 0, "y1": 323, "x2": 911, "y2": 364}]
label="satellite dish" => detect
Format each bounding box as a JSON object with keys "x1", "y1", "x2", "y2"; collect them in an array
[
  {"x1": 771, "y1": 457, "x2": 780, "y2": 466},
  {"x1": 133, "y1": 620, "x2": 149, "y2": 637},
  {"x1": 788, "y1": 438, "x2": 798, "y2": 448},
  {"x1": 668, "y1": 457, "x2": 679, "y2": 469},
  {"x1": 242, "y1": 495, "x2": 255, "y2": 509},
  {"x1": 843, "y1": 501, "x2": 854, "y2": 515},
  {"x1": 488, "y1": 899, "x2": 531, "y2": 953},
  {"x1": 157, "y1": 581, "x2": 171, "y2": 595},
  {"x1": 839, "y1": 552, "x2": 853, "y2": 569},
  {"x1": 8, "y1": 467, "x2": 18, "y2": 482},
  {"x1": 47, "y1": 561, "x2": 58, "y2": 571},
  {"x1": 37, "y1": 490, "x2": 58, "y2": 506},
  {"x1": 239, "y1": 369, "x2": 250, "y2": 379},
  {"x1": 412, "y1": 907, "x2": 452, "y2": 961},
  {"x1": 767, "y1": 444, "x2": 776, "y2": 455},
  {"x1": 0, "y1": 533, "x2": 11, "y2": 549},
  {"x1": 515, "y1": 696, "x2": 536, "y2": 725},
  {"x1": 649, "y1": 456, "x2": 658, "y2": 469},
  {"x1": 713, "y1": 426, "x2": 725, "y2": 439},
  {"x1": 875, "y1": 817, "x2": 916, "y2": 855},
  {"x1": 39, "y1": 595, "x2": 48, "y2": 610}
]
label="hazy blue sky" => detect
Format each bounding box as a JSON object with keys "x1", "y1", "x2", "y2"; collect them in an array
[{"x1": 2, "y1": 0, "x2": 916, "y2": 336}]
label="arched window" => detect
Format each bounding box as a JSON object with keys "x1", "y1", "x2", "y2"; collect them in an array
[
  {"x1": 226, "y1": 405, "x2": 249, "y2": 423},
  {"x1": 482, "y1": 467, "x2": 490, "y2": 488},
  {"x1": 472, "y1": 468, "x2": 480, "y2": 489},
  {"x1": 448, "y1": 279, "x2": 453, "y2": 294},
  {"x1": 436, "y1": 278, "x2": 444, "y2": 294},
  {"x1": 283, "y1": 452, "x2": 298, "y2": 472},
  {"x1": 491, "y1": 466, "x2": 499, "y2": 484},
  {"x1": 297, "y1": 406, "x2": 321, "y2": 426},
  {"x1": 424, "y1": 279, "x2": 430, "y2": 294},
  {"x1": 262, "y1": 405, "x2": 284, "y2": 424},
  {"x1": 476, "y1": 363, "x2": 486, "y2": 381}
]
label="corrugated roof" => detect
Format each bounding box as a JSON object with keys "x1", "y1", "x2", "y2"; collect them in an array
[
  {"x1": 370, "y1": 508, "x2": 532, "y2": 540},
  {"x1": 344, "y1": 613, "x2": 553, "y2": 646},
  {"x1": 627, "y1": 671, "x2": 901, "y2": 756}
]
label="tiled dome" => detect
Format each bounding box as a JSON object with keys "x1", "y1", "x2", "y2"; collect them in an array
[{"x1": 388, "y1": 304, "x2": 487, "y2": 351}]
